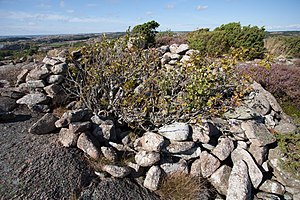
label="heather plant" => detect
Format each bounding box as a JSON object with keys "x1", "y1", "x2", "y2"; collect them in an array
[
  {"x1": 64, "y1": 34, "x2": 251, "y2": 130},
  {"x1": 187, "y1": 22, "x2": 266, "y2": 60},
  {"x1": 238, "y1": 62, "x2": 300, "y2": 109}
]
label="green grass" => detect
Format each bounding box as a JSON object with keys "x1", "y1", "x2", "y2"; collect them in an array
[
  {"x1": 281, "y1": 101, "x2": 300, "y2": 125},
  {"x1": 275, "y1": 132, "x2": 300, "y2": 179},
  {"x1": 275, "y1": 100, "x2": 300, "y2": 179}
]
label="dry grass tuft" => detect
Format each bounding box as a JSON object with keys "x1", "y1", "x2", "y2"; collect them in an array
[
  {"x1": 157, "y1": 173, "x2": 216, "y2": 200},
  {"x1": 52, "y1": 106, "x2": 70, "y2": 118}
]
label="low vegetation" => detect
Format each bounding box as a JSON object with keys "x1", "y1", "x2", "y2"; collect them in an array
[
  {"x1": 238, "y1": 63, "x2": 300, "y2": 110},
  {"x1": 187, "y1": 22, "x2": 266, "y2": 60},
  {"x1": 275, "y1": 132, "x2": 300, "y2": 179},
  {"x1": 64, "y1": 33, "x2": 251, "y2": 130},
  {"x1": 264, "y1": 35, "x2": 300, "y2": 58},
  {"x1": 157, "y1": 173, "x2": 215, "y2": 200}
]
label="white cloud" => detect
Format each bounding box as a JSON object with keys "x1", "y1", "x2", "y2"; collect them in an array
[
  {"x1": 165, "y1": 4, "x2": 175, "y2": 9},
  {"x1": 146, "y1": 11, "x2": 153, "y2": 16},
  {"x1": 266, "y1": 24, "x2": 300, "y2": 30},
  {"x1": 196, "y1": 5, "x2": 208, "y2": 11},
  {"x1": 59, "y1": 0, "x2": 64, "y2": 8}
]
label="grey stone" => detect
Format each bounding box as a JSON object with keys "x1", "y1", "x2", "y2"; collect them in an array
[
  {"x1": 190, "y1": 158, "x2": 202, "y2": 177},
  {"x1": 224, "y1": 106, "x2": 261, "y2": 120},
  {"x1": 99, "y1": 120, "x2": 116, "y2": 141},
  {"x1": 135, "y1": 151, "x2": 160, "y2": 167},
  {"x1": 201, "y1": 143, "x2": 215, "y2": 151},
  {"x1": 170, "y1": 53, "x2": 181, "y2": 60},
  {"x1": 211, "y1": 137, "x2": 234, "y2": 161},
  {"x1": 16, "y1": 93, "x2": 49, "y2": 106},
  {"x1": 134, "y1": 132, "x2": 165, "y2": 152},
  {"x1": 28, "y1": 113, "x2": 58, "y2": 134},
  {"x1": 43, "y1": 84, "x2": 64, "y2": 98},
  {"x1": 237, "y1": 141, "x2": 248, "y2": 149},
  {"x1": 47, "y1": 75, "x2": 64, "y2": 84},
  {"x1": 102, "y1": 165, "x2": 131, "y2": 178},
  {"x1": 251, "y1": 82, "x2": 283, "y2": 114},
  {"x1": 25, "y1": 80, "x2": 46, "y2": 88},
  {"x1": 261, "y1": 161, "x2": 270, "y2": 172},
  {"x1": 158, "y1": 122, "x2": 190, "y2": 141},
  {"x1": 231, "y1": 148, "x2": 263, "y2": 188},
  {"x1": 248, "y1": 144, "x2": 268, "y2": 165},
  {"x1": 109, "y1": 141, "x2": 134, "y2": 152},
  {"x1": 226, "y1": 160, "x2": 251, "y2": 200},
  {"x1": 186, "y1": 49, "x2": 198, "y2": 56},
  {"x1": 269, "y1": 158, "x2": 300, "y2": 189},
  {"x1": 241, "y1": 121, "x2": 276, "y2": 146},
  {"x1": 209, "y1": 165, "x2": 232, "y2": 196},
  {"x1": 161, "y1": 52, "x2": 172, "y2": 64},
  {"x1": 274, "y1": 122, "x2": 297, "y2": 134},
  {"x1": 77, "y1": 132, "x2": 100, "y2": 159},
  {"x1": 101, "y1": 146, "x2": 118, "y2": 162},
  {"x1": 176, "y1": 44, "x2": 189, "y2": 55},
  {"x1": 259, "y1": 180, "x2": 285, "y2": 195},
  {"x1": 172, "y1": 146, "x2": 201, "y2": 160},
  {"x1": 58, "y1": 128, "x2": 79, "y2": 147},
  {"x1": 165, "y1": 141, "x2": 195, "y2": 154},
  {"x1": 127, "y1": 162, "x2": 144, "y2": 178},
  {"x1": 168, "y1": 59, "x2": 177, "y2": 65},
  {"x1": 200, "y1": 151, "x2": 221, "y2": 178},
  {"x1": 255, "y1": 192, "x2": 280, "y2": 200},
  {"x1": 248, "y1": 90, "x2": 271, "y2": 115},
  {"x1": 180, "y1": 55, "x2": 190, "y2": 63},
  {"x1": 69, "y1": 121, "x2": 91, "y2": 133},
  {"x1": 51, "y1": 63, "x2": 68, "y2": 74},
  {"x1": 160, "y1": 160, "x2": 188, "y2": 175},
  {"x1": 25, "y1": 65, "x2": 49, "y2": 81},
  {"x1": 158, "y1": 45, "x2": 169, "y2": 54},
  {"x1": 55, "y1": 109, "x2": 89, "y2": 128},
  {"x1": 17, "y1": 69, "x2": 29, "y2": 84},
  {"x1": 169, "y1": 44, "x2": 178, "y2": 54},
  {"x1": 144, "y1": 166, "x2": 162, "y2": 191},
  {"x1": 43, "y1": 56, "x2": 62, "y2": 65},
  {"x1": 0, "y1": 88, "x2": 25, "y2": 99},
  {"x1": 191, "y1": 124, "x2": 210, "y2": 143}
]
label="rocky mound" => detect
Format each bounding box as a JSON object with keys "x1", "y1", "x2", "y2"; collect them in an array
[{"x1": 1, "y1": 44, "x2": 299, "y2": 200}]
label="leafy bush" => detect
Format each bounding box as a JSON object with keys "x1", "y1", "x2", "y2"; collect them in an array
[
  {"x1": 131, "y1": 20, "x2": 160, "y2": 48},
  {"x1": 264, "y1": 36, "x2": 300, "y2": 58},
  {"x1": 64, "y1": 35, "x2": 251, "y2": 130},
  {"x1": 187, "y1": 22, "x2": 266, "y2": 60},
  {"x1": 238, "y1": 63, "x2": 300, "y2": 109},
  {"x1": 157, "y1": 173, "x2": 216, "y2": 200}
]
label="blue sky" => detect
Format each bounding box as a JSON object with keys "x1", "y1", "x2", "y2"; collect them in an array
[{"x1": 0, "y1": 0, "x2": 299, "y2": 35}]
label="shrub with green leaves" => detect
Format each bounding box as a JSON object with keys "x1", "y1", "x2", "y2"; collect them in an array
[
  {"x1": 187, "y1": 22, "x2": 265, "y2": 60},
  {"x1": 64, "y1": 35, "x2": 251, "y2": 130},
  {"x1": 131, "y1": 20, "x2": 160, "y2": 48}
]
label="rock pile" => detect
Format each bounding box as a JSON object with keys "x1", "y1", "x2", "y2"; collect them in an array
[
  {"x1": 4, "y1": 45, "x2": 299, "y2": 199},
  {"x1": 15, "y1": 56, "x2": 68, "y2": 112}
]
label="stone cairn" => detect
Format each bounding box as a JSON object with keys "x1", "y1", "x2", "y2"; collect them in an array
[{"x1": 4, "y1": 44, "x2": 299, "y2": 200}]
